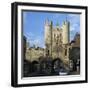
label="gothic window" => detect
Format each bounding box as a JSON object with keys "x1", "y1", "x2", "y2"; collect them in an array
[
  {"x1": 60, "y1": 33, "x2": 61, "y2": 37},
  {"x1": 47, "y1": 50, "x2": 49, "y2": 56},
  {"x1": 48, "y1": 50, "x2": 49, "y2": 53},
  {"x1": 46, "y1": 49, "x2": 49, "y2": 56},
  {"x1": 65, "y1": 49, "x2": 67, "y2": 56},
  {"x1": 54, "y1": 34, "x2": 56, "y2": 40},
  {"x1": 54, "y1": 34, "x2": 55, "y2": 38},
  {"x1": 57, "y1": 28, "x2": 59, "y2": 31},
  {"x1": 60, "y1": 33, "x2": 62, "y2": 43},
  {"x1": 57, "y1": 35, "x2": 59, "y2": 39}
]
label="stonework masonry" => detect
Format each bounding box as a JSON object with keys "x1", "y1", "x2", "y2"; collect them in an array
[
  {"x1": 25, "y1": 19, "x2": 80, "y2": 64},
  {"x1": 44, "y1": 19, "x2": 70, "y2": 63}
]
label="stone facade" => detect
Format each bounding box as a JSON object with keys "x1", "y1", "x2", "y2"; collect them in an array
[
  {"x1": 26, "y1": 47, "x2": 45, "y2": 62},
  {"x1": 44, "y1": 20, "x2": 70, "y2": 63},
  {"x1": 25, "y1": 19, "x2": 80, "y2": 64}
]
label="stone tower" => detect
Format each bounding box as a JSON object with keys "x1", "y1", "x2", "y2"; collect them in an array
[
  {"x1": 62, "y1": 20, "x2": 70, "y2": 44},
  {"x1": 61, "y1": 20, "x2": 70, "y2": 62},
  {"x1": 44, "y1": 19, "x2": 53, "y2": 57},
  {"x1": 44, "y1": 19, "x2": 70, "y2": 63}
]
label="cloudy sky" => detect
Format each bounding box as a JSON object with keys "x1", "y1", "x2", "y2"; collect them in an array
[{"x1": 23, "y1": 11, "x2": 80, "y2": 48}]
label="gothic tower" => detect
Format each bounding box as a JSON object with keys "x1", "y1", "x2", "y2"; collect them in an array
[
  {"x1": 62, "y1": 20, "x2": 70, "y2": 44},
  {"x1": 62, "y1": 20, "x2": 70, "y2": 62}
]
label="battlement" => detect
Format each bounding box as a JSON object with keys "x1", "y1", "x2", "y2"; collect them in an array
[{"x1": 44, "y1": 19, "x2": 70, "y2": 45}]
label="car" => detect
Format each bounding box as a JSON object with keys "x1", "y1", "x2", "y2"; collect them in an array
[{"x1": 59, "y1": 68, "x2": 69, "y2": 76}]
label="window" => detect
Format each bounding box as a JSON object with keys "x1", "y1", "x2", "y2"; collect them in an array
[{"x1": 65, "y1": 49, "x2": 67, "y2": 56}]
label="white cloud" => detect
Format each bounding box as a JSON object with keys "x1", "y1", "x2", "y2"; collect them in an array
[
  {"x1": 70, "y1": 23, "x2": 79, "y2": 31},
  {"x1": 28, "y1": 36, "x2": 45, "y2": 48},
  {"x1": 68, "y1": 14, "x2": 80, "y2": 32},
  {"x1": 67, "y1": 14, "x2": 80, "y2": 41},
  {"x1": 26, "y1": 32, "x2": 34, "y2": 37},
  {"x1": 24, "y1": 32, "x2": 34, "y2": 44}
]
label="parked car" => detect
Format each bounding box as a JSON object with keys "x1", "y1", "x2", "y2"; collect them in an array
[{"x1": 59, "y1": 68, "x2": 69, "y2": 75}]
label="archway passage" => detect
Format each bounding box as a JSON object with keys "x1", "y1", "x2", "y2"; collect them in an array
[
  {"x1": 31, "y1": 61, "x2": 40, "y2": 73},
  {"x1": 52, "y1": 58, "x2": 64, "y2": 74}
]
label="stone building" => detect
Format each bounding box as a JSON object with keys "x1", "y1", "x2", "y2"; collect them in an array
[
  {"x1": 69, "y1": 33, "x2": 80, "y2": 71},
  {"x1": 25, "y1": 19, "x2": 80, "y2": 65},
  {"x1": 25, "y1": 47, "x2": 45, "y2": 62},
  {"x1": 44, "y1": 19, "x2": 70, "y2": 63}
]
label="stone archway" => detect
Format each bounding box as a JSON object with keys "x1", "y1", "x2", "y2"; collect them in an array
[
  {"x1": 31, "y1": 61, "x2": 40, "y2": 73},
  {"x1": 52, "y1": 58, "x2": 62, "y2": 74}
]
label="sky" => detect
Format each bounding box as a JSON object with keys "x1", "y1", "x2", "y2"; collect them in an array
[{"x1": 23, "y1": 11, "x2": 80, "y2": 48}]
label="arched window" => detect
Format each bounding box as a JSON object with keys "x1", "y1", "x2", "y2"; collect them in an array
[
  {"x1": 54, "y1": 34, "x2": 56, "y2": 40},
  {"x1": 65, "y1": 49, "x2": 67, "y2": 56}
]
